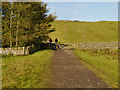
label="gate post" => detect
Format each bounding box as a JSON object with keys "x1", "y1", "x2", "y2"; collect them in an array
[{"x1": 23, "y1": 47, "x2": 25, "y2": 55}]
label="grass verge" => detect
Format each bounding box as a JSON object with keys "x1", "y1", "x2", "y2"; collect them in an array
[
  {"x1": 74, "y1": 49, "x2": 118, "y2": 88},
  {"x1": 2, "y1": 49, "x2": 53, "y2": 88}
]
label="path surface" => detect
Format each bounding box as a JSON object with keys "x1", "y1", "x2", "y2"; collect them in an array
[{"x1": 50, "y1": 50, "x2": 110, "y2": 88}]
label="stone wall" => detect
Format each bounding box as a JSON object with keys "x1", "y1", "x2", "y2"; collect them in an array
[
  {"x1": 0, "y1": 43, "x2": 50, "y2": 56},
  {"x1": 76, "y1": 42, "x2": 118, "y2": 49},
  {"x1": 0, "y1": 42, "x2": 119, "y2": 56},
  {"x1": 60, "y1": 42, "x2": 119, "y2": 50},
  {"x1": 0, "y1": 47, "x2": 29, "y2": 56}
]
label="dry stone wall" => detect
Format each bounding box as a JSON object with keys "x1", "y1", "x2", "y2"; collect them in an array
[
  {"x1": 0, "y1": 47, "x2": 29, "y2": 56},
  {"x1": 0, "y1": 42, "x2": 119, "y2": 56},
  {"x1": 60, "y1": 42, "x2": 119, "y2": 50},
  {"x1": 0, "y1": 44, "x2": 37, "y2": 56},
  {"x1": 76, "y1": 42, "x2": 118, "y2": 49},
  {"x1": 0, "y1": 43, "x2": 49, "y2": 56}
]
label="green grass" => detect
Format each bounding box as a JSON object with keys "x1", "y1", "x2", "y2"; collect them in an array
[
  {"x1": 74, "y1": 49, "x2": 118, "y2": 88},
  {"x1": 49, "y1": 20, "x2": 118, "y2": 43},
  {"x1": 2, "y1": 49, "x2": 53, "y2": 88}
]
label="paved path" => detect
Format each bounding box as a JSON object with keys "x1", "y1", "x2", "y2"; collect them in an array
[{"x1": 50, "y1": 50, "x2": 110, "y2": 88}]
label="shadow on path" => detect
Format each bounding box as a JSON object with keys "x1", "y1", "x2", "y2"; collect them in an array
[{"x1": 30, "y1": 43, "x2": 70, "y2": 54}]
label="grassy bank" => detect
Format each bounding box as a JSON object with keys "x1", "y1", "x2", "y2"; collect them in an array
[
  {"x1": 50, "y1": 20, "x2": 118, "y2": 43},
  {"x1": 74, "y1": 49, "x2": 118, "y2": 88},
  {"x1": 2, "y1": 49, "x2": 53, "y2": 88}
]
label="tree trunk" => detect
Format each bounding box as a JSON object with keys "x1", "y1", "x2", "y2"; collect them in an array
[
  {"x1": 16, "y1": 12, "x2": 20, "y2": 47},
  {"x1": 10, "y1": 2, "x2": 13, "y2": 48}
]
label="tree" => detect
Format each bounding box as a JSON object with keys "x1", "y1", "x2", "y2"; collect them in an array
[
  {"x1": 2, "y1": 2, "x2": 11, "y2": 47},
  {"x1": 2, "y1": 2, "x2": 57, "y2": 47},
  {"x1": 13, "y1": 2, "x2": 31, "y2": 47}
]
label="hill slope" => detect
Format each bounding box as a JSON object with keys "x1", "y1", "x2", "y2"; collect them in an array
[{"x1": 49, "y1": 20, "x2": 118, "y2": 43}]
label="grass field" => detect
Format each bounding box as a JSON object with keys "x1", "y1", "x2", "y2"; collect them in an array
[
  {"x1": 49, "y1": 20, "x2": 118, "y2": 43},
  {"x1": 74, "y1": 49, "x2": 118, "y2": 88},
  {"x1": 2, "y1": 50, "x2": 53, "y2": 88}
]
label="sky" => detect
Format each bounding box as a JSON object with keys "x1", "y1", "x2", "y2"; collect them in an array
[
  {"x1": 43, "y1": 0, "x2": 119, "y2": 2},
  {"x1": 46, "y1": 2, "x2": 118, "y2": 21}
]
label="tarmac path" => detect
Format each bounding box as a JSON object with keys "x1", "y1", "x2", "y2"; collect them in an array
[{"x1": 49, "y1": 50, "x2": 110, "y2": 88}]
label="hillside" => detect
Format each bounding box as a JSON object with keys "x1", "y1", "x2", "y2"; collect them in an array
[{"x1": 49, "y1": 20, "x2": 118, "y2": 43}]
